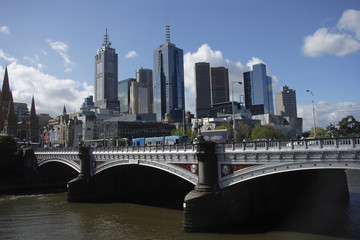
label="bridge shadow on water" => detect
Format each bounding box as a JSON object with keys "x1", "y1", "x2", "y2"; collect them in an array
[
  {"x1": 91, "y1": 165, "x2": 194, "y2": 210},
  {"x1": 206, "y1": 170, "x2": 355, "y2": 239}
]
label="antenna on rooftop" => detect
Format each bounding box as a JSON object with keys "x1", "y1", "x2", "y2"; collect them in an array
[
  {"x1": 165, "y1": 25, "x2": 170, "y2": 43},
  {"x1": 103, "y1": 28, "x2": 111, "y2": 47}
]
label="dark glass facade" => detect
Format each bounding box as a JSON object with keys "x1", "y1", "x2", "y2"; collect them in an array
[
  {"x1": 210, "y1": 67, "x2": 229, "y2": 104},
  {"x1": 243, "y1": 63, "x2": 274, "y2": 115},
  {"x1": 153, "y1": 29, "x2": 184, "y2": 122},
  {"x1": 195, "y1": 62, "x2": 211, "y2": 118}
]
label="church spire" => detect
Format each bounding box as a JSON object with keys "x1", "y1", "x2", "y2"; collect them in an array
[
  {"x1": 30, "y1": 95, "x2": 36, "y2": 118},
  {"x1": 0, "y1": 66, "x2": 13, "y2": 132}
]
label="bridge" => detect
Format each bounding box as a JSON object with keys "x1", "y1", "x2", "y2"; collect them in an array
[
  {"x1": 35, "y1": 136, "x2": 360, "y2": 232},
  {"x1": 35, "y1": 137, "x2": 360, "y2": 188}
]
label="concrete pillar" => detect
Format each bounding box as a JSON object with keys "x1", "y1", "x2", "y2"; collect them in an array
[
  {"x1": 67, "y1": 145, "x2": 93, "y2": 202},
  {"x1": 183, "y1": 137, "x2": 222, "y2": 232}
]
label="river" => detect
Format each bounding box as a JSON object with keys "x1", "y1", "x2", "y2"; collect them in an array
[{"x1": 0, "y1": 170, "x2": 359, "y2": 240}]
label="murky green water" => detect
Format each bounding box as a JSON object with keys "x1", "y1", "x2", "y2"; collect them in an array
[{"x1": 0, "y1": 170, "x2": 359, "y2": 240}]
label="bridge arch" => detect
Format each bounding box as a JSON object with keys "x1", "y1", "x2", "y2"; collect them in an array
[
  {"x1": 219, "y1": 161, "x2": 360, "y2": 189},
  {"x1": 93, "y1": 160, "x2": 198, "y2": 186},
  {"x1": 38, "y1": 158, "x2": 81, "y2": 173}
]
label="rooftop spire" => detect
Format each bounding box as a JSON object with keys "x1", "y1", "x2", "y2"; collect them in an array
[
  {"x1": 165, "y1": 25, "x2": 170, "y2": 43},
  {"x1": 103, "y1": 28, "x2": 111, "y2": 47}
]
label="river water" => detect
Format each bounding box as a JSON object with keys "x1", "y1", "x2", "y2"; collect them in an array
[{"x1": 0, "y1": 170, "x2": 359, "y2": 240}]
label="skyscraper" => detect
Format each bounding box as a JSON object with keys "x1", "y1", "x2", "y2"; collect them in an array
[
  {"x1": 94, "y1": 29, "x2": 119, "y2": 111},
  {"x1": 195, "y1": 62, "x2": 211, "y2": 118},
  {"x1": 129, "y1": 81, "x2": 150, "y2": 114},
  {"x1": 243, "y1": 63, "x2": 274, "y2": 115},
  {"x1": 136, "y1": 68, "x2": 153, "y2": 112},
  {"x1": 210, "y1": 67, "x2": 229, "y2": 104},
  {"x1": 153, "y1": 25, "x2": 185, "y2": 122},
  {"x1": 275, "y1": 85, "x2": 297, "y2": 117},
  {"x1": 118, "y1": 78, "x2": 135, "y2": 113}
]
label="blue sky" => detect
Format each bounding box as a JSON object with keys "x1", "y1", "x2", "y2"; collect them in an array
[{"x1": 0, "y1": 0, "x2": 359, "y2": 131}]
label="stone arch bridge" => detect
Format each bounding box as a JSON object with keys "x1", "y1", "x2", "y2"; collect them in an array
[
  {"x1": 35, "y1": 137, "x2": 360, "y2": 190},
  {"x1": 35, "y1": 137, "x2": 360, "y2": 232}
]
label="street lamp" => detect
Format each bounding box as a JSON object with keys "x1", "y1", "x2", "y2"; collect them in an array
[
  {"x1": 306, "y1": 89, "x2": 316, "y2": 138},
  {"x1": 231, "y1": 81, "x2": 243, "y2": 141}
]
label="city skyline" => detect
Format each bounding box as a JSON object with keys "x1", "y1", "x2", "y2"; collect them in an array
[{"x1": 0, "y1": 0, "x2": 360, "y2": 130}]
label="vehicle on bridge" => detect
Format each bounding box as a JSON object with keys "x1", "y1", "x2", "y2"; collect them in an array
[{"x1": 132, "y1": 136, "x2": 189, "y2": 147}]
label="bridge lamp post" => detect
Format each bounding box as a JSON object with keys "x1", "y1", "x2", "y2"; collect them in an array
[
  {"x1": 306, "y1": 89, "x2": 316, "y2": 138},
  {"x1": 231, "y1": 81, "x2": 242, "y2": 141}
]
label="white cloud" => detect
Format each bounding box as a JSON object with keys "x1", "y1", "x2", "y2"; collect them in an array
[
  {"x1": 302, "y1": 9, "x2": 360, "y2": 57},
  {"x1": 184, "y1": 44, "x2": 279, "y2": 115},
  {"x1": 246, "y1": 57, "x2": 279, "y2": 91},
  {"x1": 337, "y1": 9, "x2": 360, "y2": 40},
  {"x1": 0, "y1": 26, "x2": 10, "y2": 35},
  {"x1": 46, "y1": 39, "x2": 74, "y2": 72},
  {"x1": 24, "y1": 55, "x2": 46, "y2": 70},
  {"x1": 298, "y1": 101, "x2": 360, "y2": 131},
  {"x1": 125, "y1": 51, "x2": 139, "y2": 58},
  {"x1": 0, "y1": 62, "x2": 92, "y2": 118},
  {"x1": 0, "y1": 49, "x2": 18, "y2": 62},
  {"x1": 184, "y1": 44, "x2": 248, "y2": 114}
]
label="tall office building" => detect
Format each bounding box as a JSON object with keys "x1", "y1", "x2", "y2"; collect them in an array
[
  {"x1": 129, "y1": 81, "x2": 150, "y2": 114},
  {"x1": 243, "y1": 63, "x2": 274, "y2": 115},
  {"x1": 275, "y1": 85, "x2": 297, "y2": 117},
  {"x1": 94, "y1": 29, "x2": 119, "y2": 111},
  {"x1": 195, "y1": 62, "x2": 211, "y2": 118},
  {"x1": 210, "y1": 67, "x2": 229, "y2": 104},
  {"x1": 118, "y1": 78, "x2": 135, "y2": 113},
  {"x1": 136, "y1": 68, "x2": 153, "y2": 112},
  {"x1": 153, "y1": 25, "x2": 185, "y2": 122}
]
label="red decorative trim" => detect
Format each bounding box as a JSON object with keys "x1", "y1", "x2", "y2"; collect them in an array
[
  {"x1": 173, "y1": 163, "x2": 198, "y2": 175},
  {"x1": 221, "y1": 164, "x2": 254, "y2": 177}
]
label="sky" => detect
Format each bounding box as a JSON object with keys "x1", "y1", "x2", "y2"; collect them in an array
[{"x1": 0, "y1": 0, "x2": 359, "y2": 131}]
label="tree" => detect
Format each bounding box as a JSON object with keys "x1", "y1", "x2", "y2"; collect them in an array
[
  {"x1": 337, "y1": 115, "x2": 360, "y2": 137},
  {"x1": 326, "y1": 123, "x2": 339, "y2": 138},
  {"x1": 171, "y1": 126, "x2": 198, "y2": 143},
  {"x1": 249, "y1": 125, "x2": 284, "y2": 141},
  {"x1": 309, "y1": 126, "x2": 329, "y2": 138},
  {"x1": 236, "y1": 122, "x2": 251, "y2": 141}
]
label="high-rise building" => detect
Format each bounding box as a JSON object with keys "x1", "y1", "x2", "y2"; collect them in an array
[
  {"x1": 275, "y1": 85, "x2": 297, "y2": 117},
  {"x1": 195, "y1": 62, "x2": 211, "y2": 118},
  {"x1": 94, "y1": 29, "x2": 119, "y2": 111},
  {"x1": 129, "y1": 81, "x2": 150, "y2": 114},
  {"x1": 243, "y1": 63, "x2": 274, "y2": 115},
  {"x1": 153, "y1": 25, "x2": 185, "y2": 122},
  {"x1": 210, "y1": 67, "x2": 229, "y2": 104},
  {"x1": 118, "y1": 78, "x2": 135, "y2": 113},
  {"x1": 136, "y1": 68, "x2": 153, "y2": 112}
]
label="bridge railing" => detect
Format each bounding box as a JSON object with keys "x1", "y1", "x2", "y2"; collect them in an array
[{"x1": 216, "y1": 137, "x2": 360, "y2": 152}]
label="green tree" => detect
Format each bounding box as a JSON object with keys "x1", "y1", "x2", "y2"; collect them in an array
[
  {"x1": 337, "y1": 115, "x2": 360, "y2": 137},
  {"x1": 309, "y1": 127, "x2": 329, "y2": 138},
  {"x1": 326, "y1": 122, "x2": 339, "y2": 138},
  {"x1": 249, "y1": 125, "x2": 283, "y2": 141},
  {"x1": 236, "y1": 122, "x2": 251, "y2": 141},
  {"x1": 171, "y1": 126, "x2": 198, "y2": 143}
]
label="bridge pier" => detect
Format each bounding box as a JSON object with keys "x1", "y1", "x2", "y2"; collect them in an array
[
  {"x1": 183, "y1": 138, "x2": 350, "y2": 232},
  {"x1": 183, "y1": 138, "x2": 221, "y2": 231},
  {"x1": 67, "y1": 145, "x2": 93, "y2": 202}
]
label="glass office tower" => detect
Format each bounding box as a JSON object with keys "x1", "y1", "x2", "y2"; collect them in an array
[
  {"x1": 243, "y1": 63, "x2": 274, "y2": 115},
  {"x1": 195, "y1": 62, "x2": 211, "y2": 118},
  {"x1": 210, "y1": 67, "x2": 229, "y2": 104},
  {"x1": 153, "y1": 25, "x2": 185, "y2": 122},
  {"x1": 94, "y1": 29, "x2": 119, "y2": 111}
]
